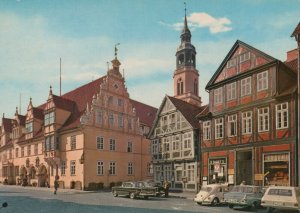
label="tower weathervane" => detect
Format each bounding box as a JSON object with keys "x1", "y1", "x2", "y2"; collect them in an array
[
  {"x1": 184, "y1": 2, "x2": 186, "y2": 16},
  {"x1": 114, "y1": 43, "x2": 120, "y2": 59}
]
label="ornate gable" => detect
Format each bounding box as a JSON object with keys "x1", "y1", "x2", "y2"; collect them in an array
[{"x1": 206, "y1": 40, "x2": 276, "y2": 89}]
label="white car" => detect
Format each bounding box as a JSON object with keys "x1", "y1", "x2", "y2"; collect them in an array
[
  {"x1": 194, "y1": 184, "x2": 229, "y2": 206},
  {"x1": 261, "y1": 186, "x2": 300, "y2": 212}
]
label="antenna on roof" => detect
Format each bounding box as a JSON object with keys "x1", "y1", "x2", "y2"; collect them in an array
[
  {"x1": 19, "y1": 93, "x2": 21, "y2": 114},
  {"x1": 60, "y1": 57, "x2": 62, "y2": 96}
]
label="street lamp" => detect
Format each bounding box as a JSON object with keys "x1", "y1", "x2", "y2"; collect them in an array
[{"x1": 291, "y1": 22, "x2": 300, "y2": 186}]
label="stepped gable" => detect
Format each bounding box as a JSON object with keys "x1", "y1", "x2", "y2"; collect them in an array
[
  {"x1": 129, "y1": 99, "x2": 157, "y2": 127},
  {"x1": 168, "y1": 96, "x2": 207, "y2": 128}
]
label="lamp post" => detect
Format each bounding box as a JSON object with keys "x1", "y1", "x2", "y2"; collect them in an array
[{"x1": 291, "y1": 22, "x2": 300, "y2": 186}]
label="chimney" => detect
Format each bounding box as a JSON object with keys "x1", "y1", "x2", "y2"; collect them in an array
[{"x1": 286, "y1": 48, "x2": 298, "y2": 62}]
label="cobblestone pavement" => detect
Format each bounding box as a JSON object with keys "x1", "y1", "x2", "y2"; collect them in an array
[{"x1": 0, "y1": 185, "x2": 269, "y2": 213}]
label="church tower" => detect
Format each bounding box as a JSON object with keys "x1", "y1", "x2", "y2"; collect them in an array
[{"x1": 173, "y1": 9, "x2": 201, "y2": 107}]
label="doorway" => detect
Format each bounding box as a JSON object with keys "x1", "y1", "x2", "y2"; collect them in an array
[{"x1": 236, "y1": 150, "x2": 252, "y2": 185}]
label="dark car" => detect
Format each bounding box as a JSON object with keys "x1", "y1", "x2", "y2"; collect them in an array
[
  {"x1": 112, "y1": 181, "x2": 158, "y2": 199},
  {"x1": 143, "y1": 180, "x2": 165, "y2": 197}
]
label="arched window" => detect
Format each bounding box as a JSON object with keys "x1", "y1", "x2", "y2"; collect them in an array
[
  {"x1": 177, "y1": 78, "x2": 184, "y2": 95},
  {"x1": 194, "y1": 79, "x2": 198, "y2": 95},
  {"x1": 178, "y1": 54, "x2": 184, "y2": 65}
]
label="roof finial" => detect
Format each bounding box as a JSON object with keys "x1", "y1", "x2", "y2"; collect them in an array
[
  {"x1": 114, "y1": 43, "x2": 120, "y2": 59},
  {"x1": 2, "y1": 113, "x2": 4, "y2": 118},
  {"x1": 16, "y1": 107, "x2": 18, "y2": 115},
  {"x1": 184, "y1": 2, "x2": 186, "y2": 17},
  {"x1": 49, "y1": 85, "x2": 52, "y2": 95}
]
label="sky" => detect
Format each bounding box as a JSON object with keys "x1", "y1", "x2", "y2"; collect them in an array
[{"x1": 0, "y1": 0, "x2": 299, "y2": 118}]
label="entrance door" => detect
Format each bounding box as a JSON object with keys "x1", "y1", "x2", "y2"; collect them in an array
[{"x1": 236, "y1": 150, "x2": 252, "y2": 185}]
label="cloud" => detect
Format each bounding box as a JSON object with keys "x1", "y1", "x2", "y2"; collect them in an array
[{"x1": 160, "y1": 12, "x2": 232, "y2": 34}]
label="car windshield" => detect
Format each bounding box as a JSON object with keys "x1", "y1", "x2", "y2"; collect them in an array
[
  {"x1": 231, "y1": 186, "x2": 253, "y2": 193},
  {"x1": 268, "y1": 188, "x2": 293, "y2": 196},
  {"x1": 201, "y1": 186, "x2": 212, "y2": 192}
]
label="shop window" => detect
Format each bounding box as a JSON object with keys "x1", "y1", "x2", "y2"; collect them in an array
[
  {"x1": 208, "y1": 158, "x2": 227, "y2": 184},
  {"x1": 264, "y1": 153, "x2": 289, "y2": 186}
]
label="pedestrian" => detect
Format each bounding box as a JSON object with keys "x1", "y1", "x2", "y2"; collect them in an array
[
  {"x1": 163, "y1": 180, "x2": 170, "y2": 198},
  {"x1": 240, "y1": 180, "x2": 246, "y2": 185},
  {"x1": 54, "y1": 176, "x2": 59, "y2": 195}
]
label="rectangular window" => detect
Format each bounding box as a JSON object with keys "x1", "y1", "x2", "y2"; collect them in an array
[
  {"x1": 15, "y1": 148, "x2": 19, "y2": 158},
  {"x1": 109, "y1": 139, "x2": 116, "y2": 151},
  {"x1": 203, "y1": 121, "x2": 211, "y2": 140},
  {"x1": 257, "y1": 71, "x2": 268, "y2": 91},
  {"x1": 147, "y1": 163, "x2": 153, "y2": 175},
  {"x1": 227, "y1": 58, "x2": 236, "y2": 68},
  {"x1": 152, "y1": 139, "x2": 158, "y2": 154},
  {"x1": 118, "y1": 114, "x2": 123, "y2": 127},
  {"x1": 34, "y1": 144, "x2": 38, "y2": 155},
  {"x1": 163, "y1": 137, "x2": 170, "y2": 152},
  {"x1": 215, "y1": 118, "x2": 224, "y2": 139},
  {"x1": 172, "y1": 135, "x2": 180, "y2": 151},
  {"x1": 25, "y1": 122, "x2": 33, "y2": 133},
  {"x1": 97, "y1": 161, "x2": 104, "y2": 175},
  {"x1": 128, "y1": 162, "x2": 133, "y2": 175},
  {"x1": 227, "y1": 82, "x2": 236, "y2": 101},
  {"x1": 96, "y1": 111, "x2": 102, "y2": 124},
  {"x1": 128, "y1": 118, "x2": 132, "y2": 130},
  {"x1": 70, "y1": 160, "x2": 76, "y2": 176},
  {"x1": 108, "y1": 96, "x2": 113, "y2": 105},
  {"x1": 242, "y1": 111, "x2": 252, "y2": 134},
  {"x1": 27, "y1": 145, "x2": 31, "y2": 156},
  {"x1": 21, "y1": 147, "x2": 24, "y2": 157},
  {"x1": 109, "y1": 162, "x2": 116, "y2": 175},
  {"x1": 118, "y1": 99, "x2": 123, "y2": 107},
  {"x1": 71, "y1": 135, "x2": 76, "y2": 150},
  {"x1": 96, "y1": 136, "x2": 104, "y2": 150},
  {"x1": 109, "y1": 113, "x2": 114, "y2": 125},
  {"x1": 228, "y1": 114, "x2": 237, "y2": 137},
  {"x1": 241, "y1": 77, "x2": 251, "y2": 96},
  {"x1": 61, "y1": 161, "x2": 66, "y2": 176},
  {"x1": 258, "y1": 107, "x2": 269, "y2": 132},
  {"x1": 214, "y1": 87, "x2": 223, "y2": 104},
  {"x1": 183, "y1": 132, "x2": 192, "y2": 149},
  {"x1": 44, "y1": 111, "x2": 55, "y2": 126},
  {"x1": 276, "y1": 102, "x2": 288, "y2": 129},
  {"x1": 187, "y1": 164, "x2": 195, "y2": 182},
  {"x1": 240, "y1": 52, "x2": 250, "y2": 63},
  {"x1": 127, "y1": 141, "x2": 132, "y2": 152}
]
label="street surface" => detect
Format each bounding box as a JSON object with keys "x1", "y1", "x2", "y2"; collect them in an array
[{"x1": 0, "y1": 185, "x2": 272, "y2": 213}]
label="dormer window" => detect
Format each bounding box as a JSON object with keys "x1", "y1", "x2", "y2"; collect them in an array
[
  {"x1": 25, "y1": 121, "x2": 33, "y2": 133},
  {"x1": 44, "y1": 111, "x2": 55, "y2": 126}
]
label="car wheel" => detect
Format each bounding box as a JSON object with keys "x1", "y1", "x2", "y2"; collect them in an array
[
  {"x1": 251, "y1": 201, "x2": 259, "y2": 210},
  {"x1": 228, "y1": 204, "x2": 234, "y2": 209},
  {"x1": 112, "y1": 190, "x2": 118, "y2": 197},
  {"x1": 266, "y1": 207, "x2": 274, "y2": 213},
  {"x1": 196, "y1": 202, "x2": 202, "y2": 205},
  {"x1": 211, "y1": 198, "x2": 219, "y2": 206},
  {"x1": 129, "y1": 192, "x2": 136, "y2": 199}
]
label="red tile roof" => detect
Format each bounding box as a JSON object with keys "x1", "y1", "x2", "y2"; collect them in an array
[
  {"x1": 130, "y1": 99, "x2": 157, "y2": 127},
  {"x1": 168, "y1": 96, "x2": 207, "y2": 128},
  {"x1": 32, "y1": 107, "x2": 44, "y2": 120},
  {"x1": 18, "y1": 115, "x2": 26, "y2": 126},
  {"x1": 52, "y1": 95, "x2": 76, "y2": 112},
  {"x1": 1, "y1": 118, "x2": 14, "y2": 133},
  {"x1": 285, "y1": 58, "x2": 298, "y2": 73}
]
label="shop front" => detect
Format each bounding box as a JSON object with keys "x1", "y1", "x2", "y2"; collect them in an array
[
  {"x1": 208, "y1": 157, "x2": 227, "y2": 184},
  {"x1": 263, "y1": 152, "x2": 290, "y2": 186}
]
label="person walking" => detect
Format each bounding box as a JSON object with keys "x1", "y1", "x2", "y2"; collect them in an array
[
  {"x1": 54, "y1": 176, "x2": 59, "y2": 195},
  {"x1": 163, "y1": 180, "x2": 170, "y2": 198}
]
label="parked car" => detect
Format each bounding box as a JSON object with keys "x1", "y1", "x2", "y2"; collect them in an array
[
  {"x1": 143, "y1": 180, "x2": 165, "y2": 197},
  {"x1": 261, "y1": 186, "x2": 300, "y2": 212},
  {"x1": 194, "y1": 183, "x2": 229, "y2": 206},
  {"x1": 112, "y1": 181, "x2": 158, "y2": 199},
  {"x1": 224, "y1": 185, "x2": 263, "y2": 210}
]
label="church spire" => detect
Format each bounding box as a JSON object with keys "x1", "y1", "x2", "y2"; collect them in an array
[{"x1": 180, "y1": 2, "x2": 191, "y2": 43}]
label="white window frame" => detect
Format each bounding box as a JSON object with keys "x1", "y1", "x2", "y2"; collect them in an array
[
  {"x1": 258, "y1": 107, "x2": 269, "y2": 132},
  {"x1": 61, "y1": 161, "x2": 66, "y2": 176},
  {"x1": 172, "y1": 135, "x2": 180, "y2": 151},
  {"x1": 70, "y1": 160, "x2": 76, "y2": 176},
  {"x1": 96, "y1": 136, "x2": 104, "y2": 150},
  {"x1": 97, "y1": 161, "x2": 104, "y2": 176},
  {"x1": 70, "y1": 135, "x2": 76, "y2": 150},
  {"x1": 227, "y1": 58, "x2": 236, "y2": 68},
  {"x1": 240, "y1": 52, "x2": 250, "y2": 63},
  {"x1": 183, "y1": 132, "x2": 192, "y2": 149},
  {"x1": 214, "y1": 87, "x2": 223, "y2": 104},
  {"x1": 25, "y1": 122, "x2": 33, "y2": 133},
  {"x1": 227, "y1": 82, "x2": 236, "y2": 101},
  {"x1": 228, "y1": 114, "x2": 237, "y2": 137},
  {"x1": 242, "y1": 111, "x2": 252, "y2": 135},
  {"x1": 109, "y1": 161, "x2": 116, "y2": 175},
  {"x1": 257, "y1": 71, "x2": 268, "y2": 92},
  {"x1": 44, "y1": 111, "x2": 55, "y2": 126},
  {"x1": 241, "y1": 77, "x2": 252, "y2": 96},
  {"x1": 215, "y1": 118, "x2": 224, "y2": 139},
  {"x1": 203, "y1": 121, "x2": 211, "y2": 140},
  {"x1": 109, "y1": 139, "x2": 116, "y2": 151},
  {"x1": 276, "y1": 102, "x2": 289, "y2": 129}
]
